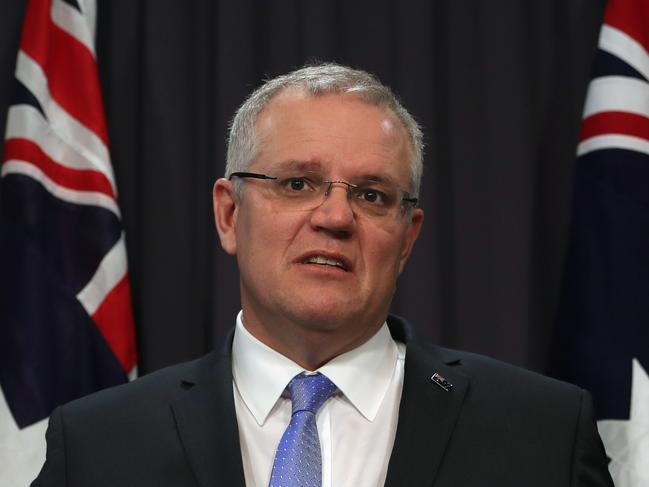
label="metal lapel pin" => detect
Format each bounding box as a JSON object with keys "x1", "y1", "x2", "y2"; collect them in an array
[{"x1": 431, "y1": 372, "x2": 453, "y2": 392}]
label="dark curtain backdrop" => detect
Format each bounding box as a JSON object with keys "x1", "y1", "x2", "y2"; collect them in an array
[{"x1": 0, "y1": 0, "x2": 606, "y2": 375}]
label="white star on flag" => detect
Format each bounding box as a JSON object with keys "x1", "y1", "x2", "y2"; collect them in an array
[{"x1": 598, "y1": 359, "x2": 649, "y2": 486}]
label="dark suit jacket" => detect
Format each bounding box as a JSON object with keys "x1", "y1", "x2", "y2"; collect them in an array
[{"x1": 32, "y1": 316, "x2": 613, "y2": 486}]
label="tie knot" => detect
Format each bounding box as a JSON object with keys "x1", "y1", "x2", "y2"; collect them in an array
[{"x1": 287, "y1": 372, "x2": 337, "y2": 414}]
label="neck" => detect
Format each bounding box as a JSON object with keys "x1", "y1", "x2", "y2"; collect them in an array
[{"x1": 240, "y1": 307, "x2": 384, "y2": 370}]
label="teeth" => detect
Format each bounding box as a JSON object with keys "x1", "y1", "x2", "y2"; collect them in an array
[{"x1": 306, "y1": 255, "x2": 346, "y2": 269}]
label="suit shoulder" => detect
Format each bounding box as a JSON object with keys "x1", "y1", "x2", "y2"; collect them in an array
[
  {"x1": 407, "y1": 341, "x2": 594, "y2": 450},
  {"x1": 391, "y1": 314, "x2": 583, "y2": 398},
  {"x1": 415, "y1": 341, "x2": 584, "y2": 400},
  {"x1": 61, "y1": 351, "x2": 221, "y2": 417}
]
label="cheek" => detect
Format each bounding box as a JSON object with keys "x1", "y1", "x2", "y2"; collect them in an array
[
  {"x1": 361, "y1": 227, "x2": 404, "y2": 277},
  {"x1": 238, "y1": 207, "x2": 305, "y2": 262},
  {"x1": 269, "y1": 213, "x2": 307, "y2": 254}
]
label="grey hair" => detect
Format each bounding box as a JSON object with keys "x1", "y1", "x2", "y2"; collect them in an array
[{"x1": 225, "y1": 62, "x2": 423, "y2": 197}]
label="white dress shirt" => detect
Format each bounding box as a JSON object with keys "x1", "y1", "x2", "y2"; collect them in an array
[{"x1": 231, "y1": 311, "x2": 406, "y2": 487}]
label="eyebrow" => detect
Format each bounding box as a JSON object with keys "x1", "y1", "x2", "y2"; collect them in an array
[
  {"x1": 352, "y1": 173, "x2": 398, "y2": 186},
  {"x1": 269, "y1": 160, "x2": 323, "y2": 172}
]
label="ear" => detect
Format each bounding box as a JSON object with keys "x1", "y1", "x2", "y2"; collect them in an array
[
  {"x1": 213, "y1": 178, "x2": 238, "y2": 255},
  {"x1": 398, "y1": 207, "x2": 424, "y2": 274}
]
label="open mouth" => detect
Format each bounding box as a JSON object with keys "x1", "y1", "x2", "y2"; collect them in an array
[{"x1": 301, "y1": 254, "x2": 350, "y2": 272}]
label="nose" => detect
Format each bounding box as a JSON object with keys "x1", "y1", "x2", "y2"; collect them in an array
[{"x1": 309, "y1": 182, "x2": 355, "y2": 237}]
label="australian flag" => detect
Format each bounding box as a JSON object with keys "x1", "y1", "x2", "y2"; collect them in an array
[
  {"x1": 549, "y1": 0, "x2": 649, "y2": 484},
  {"x1": 0, "y1": 0, "x2": 137, "y2": 484}
]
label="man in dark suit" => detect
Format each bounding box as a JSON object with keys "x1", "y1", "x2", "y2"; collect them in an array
[{"x1": 33, "y1": 63, "x2": 613, "y2": 486}]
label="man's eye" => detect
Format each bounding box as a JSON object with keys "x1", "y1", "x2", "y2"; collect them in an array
[
  {"x1": 359, "y1": 189, "x2": 385, "y2": 205},
  {"x1": 285, "y1": 178, "x2": 308, "y2": 191}
]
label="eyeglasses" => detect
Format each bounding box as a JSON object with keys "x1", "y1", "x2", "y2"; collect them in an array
[{"x1": 229, "y1": 169, "x2": 418, "y2": 219}]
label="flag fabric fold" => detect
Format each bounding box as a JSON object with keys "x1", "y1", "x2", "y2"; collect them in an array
[
  {"x1": 550, "y1": 0, "x2": 649, "y2": 485},
  {"x1": 0, "y1": 0, "x2": 137, "y2": 484}
]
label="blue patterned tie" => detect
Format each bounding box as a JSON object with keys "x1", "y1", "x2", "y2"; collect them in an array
[{"x1": 268, "y1": 373, "x2": 338, "y2": 487}]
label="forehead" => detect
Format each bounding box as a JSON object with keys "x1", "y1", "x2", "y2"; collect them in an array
[{"x1": 254, "y1": 90, "x2": 412, "y2": 182}]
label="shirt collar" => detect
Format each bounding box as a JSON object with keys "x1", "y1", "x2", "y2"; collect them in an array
[{"x1": 231, "y1": 310, "x2": 400, "y2": 425}]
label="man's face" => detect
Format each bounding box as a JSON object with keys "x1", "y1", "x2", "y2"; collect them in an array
[{"x1": 215, "y1": 90, "x2": 423, "y2": 354}]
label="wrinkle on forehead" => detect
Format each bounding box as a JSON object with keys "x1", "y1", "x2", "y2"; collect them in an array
[{"x1": 265, "y1": 159, "x2": 324, "y2": 173}]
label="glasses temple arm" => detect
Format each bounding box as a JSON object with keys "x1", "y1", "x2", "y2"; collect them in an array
[{"x1": 228, "y1": 172, "x2": 278, "y2": 181}]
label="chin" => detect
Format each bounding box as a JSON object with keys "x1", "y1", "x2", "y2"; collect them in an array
[{"x1": 287, "y1": 298, "x2": 360, "y2": 328}]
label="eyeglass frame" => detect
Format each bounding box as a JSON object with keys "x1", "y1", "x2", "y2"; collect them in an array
[{"x1": 228, "y1": 171, "x2": 419, "y2": 217}]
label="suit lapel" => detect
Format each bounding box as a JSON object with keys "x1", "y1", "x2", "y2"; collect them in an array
[
  {"x1": 171, "y1": 343, "x2": 246, "y2": 487},
  {"x1": 384, "y1": 336, "x2": 470, "y2": 487}
]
